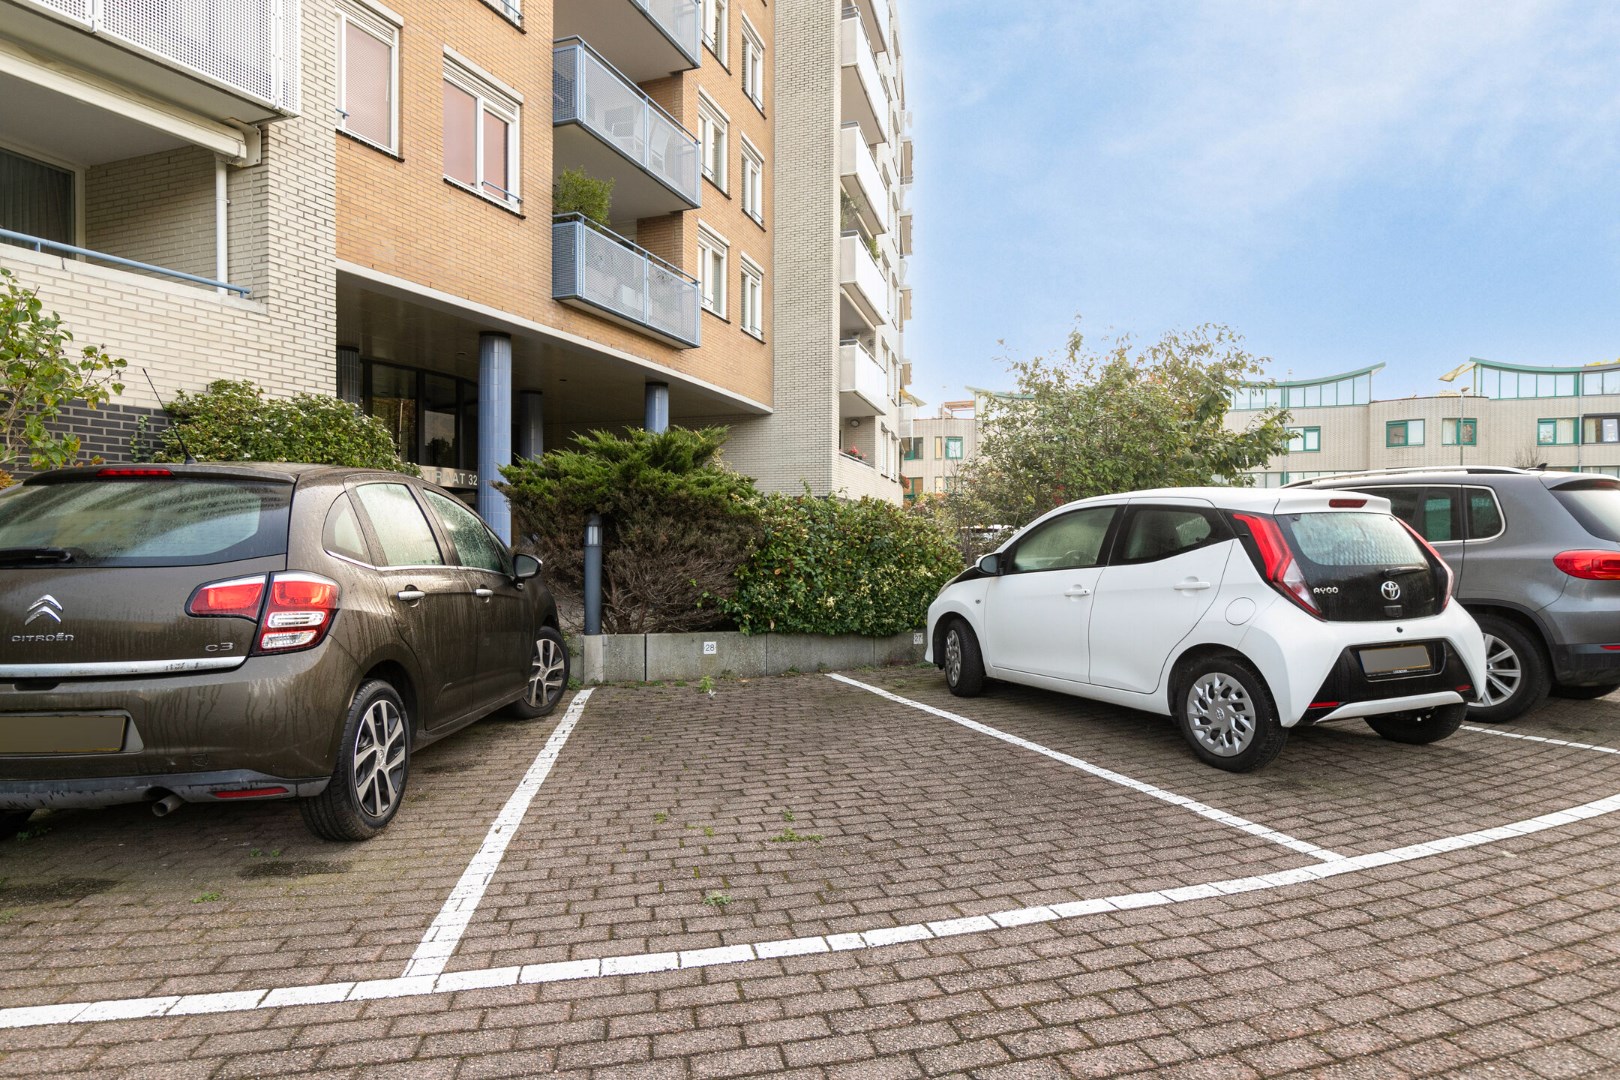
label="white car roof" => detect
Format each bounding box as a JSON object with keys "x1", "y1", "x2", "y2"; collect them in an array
[{"x1": 1013, "y1": 485, "x2": 1394, "y2": 538}]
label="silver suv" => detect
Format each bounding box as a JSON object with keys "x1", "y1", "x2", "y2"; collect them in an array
[{"x1": 1295, "y1": 467, "x2": 1620, "y2": 722}]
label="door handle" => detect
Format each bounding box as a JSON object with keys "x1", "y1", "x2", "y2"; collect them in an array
[
  {"x1": 1174, "y1": 580, "x2": 1212, "y2": 592},
  {"x1": 396, "y1": 589, "x2": 425, "y2": 602},
  {"x1": 473, "y1": 588, "x2": 494, "y2": 598},
  {"x1": 1064, "y1": 585, "x2": 1092, "y2": 598}
]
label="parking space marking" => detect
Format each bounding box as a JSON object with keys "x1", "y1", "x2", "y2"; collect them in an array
[
  {"x1": 9, "y1": 786, "x2": 1620, "y2": 1031},
  {"x1": 400, "y1": 688, "x2": 595, "y2": 979},
  {"x1": 826, "y1": 673, "x2": 1344, "y2": 862},
  {"x1": 1462, "y1": 724, "x2": 1620, "y2": 755}
]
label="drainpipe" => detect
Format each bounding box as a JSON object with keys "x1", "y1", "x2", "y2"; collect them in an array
[{"x1": 214, "y1": 157, "x2": 229, "y2": 294}]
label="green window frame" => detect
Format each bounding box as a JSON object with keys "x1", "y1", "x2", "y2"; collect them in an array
[
  {"x1": 1537, "y1": 417, "x2": 1577, "y2": 446},
  {"x1": 1385, "y1": 419, "x2": 1425, "y2": 448},
  {"x1": 944, "y1": 436, "x2": 964, "y2": 460},
  {"x1": 901, "y1": 437, "x2": 922, "y2": 461},
  {"x1": 1441, "y1": 417, "x2": 1477, "y2": 446},
  {"x1": 1286, "y1": 426, "x2": 1321, "y2": 453}
]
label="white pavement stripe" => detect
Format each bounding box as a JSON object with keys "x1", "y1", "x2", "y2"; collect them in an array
[
  {"x1": 10, "y1": 787, "x2": 1620, "y2": 1031},
  {"x1": 401, "y1": 688, "x2": 594, "y2": 978},
  {"x1": 1462, "y1": 724, "x2": 1620, "y2": 755},
  {"x1": 826, "y1": 672, "x2": 1344, "y2": 862}
]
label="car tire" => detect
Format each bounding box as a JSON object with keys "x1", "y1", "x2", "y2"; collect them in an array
[
  {"x1": 506, "y1": 626, "x2": 570, "y2": 719},
  {"x1": 1471, "y1": 615, "x2": 1550, "y2": 723},
  {"x1": 1175, "y1": 657, "x2": 1286, "y2": 772},
  {"x1": 1364, "y1": 701, "x2": 1467, "y2": 744},
  {"x1": 1552, "y1": 681, "x2": 1620, "y2": 701},
  {"x1": 0, "y1": 810, "x2": 32, "y2": 840},
  {"x1": 942, "y1": 619, "x2": 986, "y2": 697},
  {"x1": 301, "y1": 679, "x2": 410, "y2": 842}
]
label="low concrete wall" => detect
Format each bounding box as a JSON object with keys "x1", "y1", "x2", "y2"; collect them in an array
[{"x1": 575, "y1": 630, "x2": 928, "y2": 684}]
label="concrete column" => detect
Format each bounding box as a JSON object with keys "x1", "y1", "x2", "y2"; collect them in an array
[
  {"x1": 478, "y1": 332, "x2": 513, "y2": 541},
  {"x1": 517, "y1": 390, "x2": 545, "y2": 459},
  {"x1": 644, "y1": 381, "x2": 670, "y2": 433},
  {"x1": 336, "y1": 346, "x2": 363, "y2": 405}
]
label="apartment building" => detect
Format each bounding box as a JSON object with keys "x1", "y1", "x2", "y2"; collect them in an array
[
  {"x1": 900, "y1": 397, "x2": 976, "y2": 500},
  {"x1": 0, "y1": 0, "x2": 916, "y2": 532},
  {"x1": 1229, "y1": 357, "x2": 1620, "y2": 484}
]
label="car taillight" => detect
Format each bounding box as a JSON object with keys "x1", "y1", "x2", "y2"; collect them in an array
[
  {"x1": 1396, "y1": 519, "x2": 1454, "y2": 609},
  {"x1": 97, "y1": 467, "x2": 172, "y2": 478},
  {"x1": 1554, "y1": 550, "x2": 1620, "y2": 580},
  {"x1": 187, "y1": 576, "x2": 267, "y2": 620},
  {"x1": 255, "y1": 573, "x2": 341, "y2": 653},
  {"x1": 1232, "y1": 512, "x2": 1322, "y2": 618}
]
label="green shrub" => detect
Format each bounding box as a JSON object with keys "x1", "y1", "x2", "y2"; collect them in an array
[
  {"x1": 553, "y1": 167, "x2": 614, "y2": 225},
  {"x1": 720, "y1": 492, "x2": 962, "y2": 637},
  {"x1": 150, "y1": 379, "x2": 417, "y2": 473},
  {"x1": 500, "y1": 427, "x2": 759, "y2": 633}
]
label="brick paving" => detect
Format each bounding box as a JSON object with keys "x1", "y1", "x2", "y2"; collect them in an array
[{"x1": 2, "y1": 667, "x2": 1620, "y2": 1076}]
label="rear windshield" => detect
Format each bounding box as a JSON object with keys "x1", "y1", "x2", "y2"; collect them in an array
[
  {"x1": 1281, "y1": 512, "x2": 1427, "y2": 567},
  {"x1": 1551, "y1": 480, "x2": 1620, "y2": 543},
  {"x1": 0, "y1": 478, "x2": 290, "y2": 567}
]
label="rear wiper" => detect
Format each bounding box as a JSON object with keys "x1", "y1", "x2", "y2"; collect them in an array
[{"x1": 0, "y1": 547, "x2": 76, "y2": 565}]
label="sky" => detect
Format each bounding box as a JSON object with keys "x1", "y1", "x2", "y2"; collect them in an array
[{"x1": 901, "y1": 0, "x2": 1620, "y2": 411}]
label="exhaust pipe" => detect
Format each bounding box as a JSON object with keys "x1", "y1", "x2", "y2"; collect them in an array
[{"x1": 151, "y1": 793, "x2": 184, "y2": 818}]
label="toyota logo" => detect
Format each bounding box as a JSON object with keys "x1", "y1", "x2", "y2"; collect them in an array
[
  {"x1": 24, "y1": 595, "x2": 63, "y2": 625},
  {"x1": 1380, "y1": 580, "x2": 1402, "y2": 601}
]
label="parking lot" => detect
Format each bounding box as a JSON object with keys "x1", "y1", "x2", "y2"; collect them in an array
[{"x1": 3, "y1": 666, "x2": 1620, "y2": 1078}]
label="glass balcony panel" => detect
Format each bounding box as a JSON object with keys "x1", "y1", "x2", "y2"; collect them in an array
[
  {"x1": 552, "y1": 215, "x2": 700, "y2": 348},
  {"x1": 838, "y1": 233, "x2": 889, "y2": 331},
  {"x1": 839, "y1": 14, "x2": 887, "y2": 145},
  {"x1": 840, "y1": 339, "x2": 887, "y2": 415},
  {"x1": 839, "y1": 124, "x2": 886, "y2": 235},
  {"x1": 554, "y1": 0, "x2": 699, "y2": 82}
]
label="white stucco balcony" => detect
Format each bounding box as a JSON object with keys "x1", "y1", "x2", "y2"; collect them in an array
[
  {"x1": 839, "y1": 13, "x2": 887, "y2": 146},
  {"x1": 839, "y1": 232, "x2": 889, "y2": 332},
  {"x1": 839, "y1": 124, "x2": 887, "y2": 235},
  {"x1": 840, "y1": 339, "x2": 887, "y2": 416}
]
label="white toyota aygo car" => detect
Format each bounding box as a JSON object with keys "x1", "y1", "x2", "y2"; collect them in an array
[{"x1": 925, "y1": 487, "x2": 1488, "y2": 771}]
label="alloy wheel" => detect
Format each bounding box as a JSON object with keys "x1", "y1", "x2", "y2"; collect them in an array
[
  {"x1": 1478, "y1": 633, "x2": 1523, "y2": 707},
  {"x1": 1185, "y1": 672, "x2": 1256, "y2": 757},
  {"x1": 527, "y1": 635, "x2": 568, "y2": 709},
  {"x1": 351, "y1": 697, "x2": 406, "y2": 819},
  {"x1": 944, "y1": 629, "x2": 963, "y2": 685}
]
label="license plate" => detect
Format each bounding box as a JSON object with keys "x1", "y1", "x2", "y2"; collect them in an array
[
  {"x1": 0, "y1": 714, "x2": 128, "y2": 754},
  {"x1": 1358, "y1": 645, "x2": 1433, "y2": 677}
]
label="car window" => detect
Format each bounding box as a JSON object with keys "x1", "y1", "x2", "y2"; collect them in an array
[
  {"x1": 1008, "y1": 507, "x2": 1115, "y2": 573},
  {"x1": 323, "y1": 492, "x2": 371, "y2": 563},
  {"x1": 424, "y1": 490, "x2": 511, "y2": 574},
  {"x1": 1551, "y1": 480, "x2": 1620, "y2": 542},
  {"x1": 1117, "y1": 507, "x2": 1218, "y2": 563},
  {"x1": 1361, "y1": 486, "x2": 1461, "y2": 542},
  {"x1": 1466, "y1": 489, "x2": 1504, "y2": 539},
  {"x1": 1284, "y1": 512, "x2": 1425, "y2": 567},
  {"x1": 0, "y1": 478, "x2": 289, "y2": 567},
  {"x1": 353, "y1": 483, "x2": 443, "y2": 567}
]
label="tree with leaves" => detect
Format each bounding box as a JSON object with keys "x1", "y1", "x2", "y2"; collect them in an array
[
  {"x1": 946, "y1": 323, "x2": 1291, "y2": 530},
  {"x1": 0, "y1": 267, "x2": 126, "y2": 486}
]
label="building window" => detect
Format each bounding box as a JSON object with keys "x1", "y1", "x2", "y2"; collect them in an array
[
  {"x1": 0, "y1": 145, "x2": 75, "y2": 246},
  {"x1": 740, "y1": 16, "x2": 764, "y2": 109},
  {"x1": 933, "y1": 475, "x2": 944, "y2": 494},
  {"x1": 945, "y1": 436, "x2": 964, "y2": 460},
  {"x1": 1286, "y1": 426, "x2": 1321, "y2": 453},
  {"x1": 1475, "y1": 367, "x2": 1578, "y2": 400},
  {"x1": 336, "y1": 1, "x2": 399, "y2": 153},
  {"x1": 1583, "y1": 414, "x2": 1620, "y2": 444},
  {"x1": 739, "y1": 256, "x2": 763, "y2": 338},
  {"x1": 698, "y1": 225, "x2": 728, "y2": 317},
  {"x1": 1441, "y1": 417, "x2": 1478, "y2": 446},
  {"x1": 698, "y1": 92, "x2": 728, "y2": 191},
  {"x1": 901, "y1": 437, "x2": 922, "y2": 460},
  {"x1": 1583, "y1": 370, "x2": 1620, "y2": 397},
  {"x1": 1538, "y1": 417, "x2": 1578, "y2": 446},
  {"x1": 739, "y1": 137, "x2": 763, "y2": 224},
  {"x1": 442, "y1": 55, "x2": 521, "y2": 209},
  {"x1": 1386, "y1": 419, "x2": 1425, "y2": 448},
  {"x1": 703, "y1": 0, "x2": 727, "y2": 65},
  {"x1": 933, "y1": 436, "x2": 943, "y2": 460},
  {"x1": 364, "y1": 360, "x2": 479, "y2": 473}
]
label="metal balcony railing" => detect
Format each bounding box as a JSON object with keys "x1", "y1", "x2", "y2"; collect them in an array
[
  {"x1": 632, "y1": 0, "x2": 700, "y2": 68},
  {"x1": 554, "y1": 38, "x2": 701, "y2": 207},
  {"x1": 19, "y1": 0, "x2": 301, "y2": 113},
  {"x1": 552, "y1": 214, "x2": 699, "y2": 348},
  {"x1": 1, "y1": 227, "x2": 250, "y2": 296}
]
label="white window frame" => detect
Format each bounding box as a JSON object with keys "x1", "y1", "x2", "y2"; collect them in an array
[
  {"x1": 698, "y1": 224, "x2": 729, "y2": 318},
  {"x1": 336, "y1": 0, "x2": 402, "y2": 154},
  {"x1": 739, "y1": 135, "x2": 763, "y2": 224},
  {"x1": 698, "y1": 91, "x2": 728, "y2": 191},
  {"x1": 704, "y1": 0, "x2": 728, "y2": 66},
  {"x1": 740, "y1": 15, "x2": 764, "y2": 110},
  {"x1": 739, "y1": 254, "x2": 763, "y2": 339},
  {"x1": 442, "y1": 50, "x2": 523, "y2": 211}
]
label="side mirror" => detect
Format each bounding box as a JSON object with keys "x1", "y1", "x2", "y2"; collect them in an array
[
  {"x1": 514, "y1": 553, "x2": 542, "y2": 580},
  {"x1": 977, "y1": 553, "x2": 1001, "y2": 575}
]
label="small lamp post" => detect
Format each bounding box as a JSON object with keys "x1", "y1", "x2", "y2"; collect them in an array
[{"x1": 1439, "y1": 361, "x2": 1477, "y2": 467}]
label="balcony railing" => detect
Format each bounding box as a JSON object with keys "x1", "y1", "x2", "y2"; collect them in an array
[
  {"x1": 19, "y1": 0, "x2": 301, "y2": 113},
  {"x1": 839, "y1": 232, "x2": 888, "y2": 327},
  {"x1": 632, "y1": 0, "x2": 700, "y2": 68},
  {"x1": 839, "y1": 123, "x2": 886, "y2": 235},
  {"x1": 552, "y1": 214, "x2": 699, "y2": 348},
  {"x1": 840, "y1": 339, "x2": 887, "y2": 414},
  {"x1": 1, "y1": 227, "x2": 250, "y2": 296},
  {"x1": 554, "y1": 37, "x2": 700, "y2": 209},
  {"x1": 838, "y1": 13, "x2": 887, "y2": 145}
]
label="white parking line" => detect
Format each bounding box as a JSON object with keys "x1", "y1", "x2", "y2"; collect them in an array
[
  {"x1": 1461, "y1": 724, "x2": 1620, "y2": 755},
  {"x1": 400, "y1": 688, "x2": 594, "y2": 978},
  {"x1": 826, "y1": 672, "x2": 1345, "y2": 863},
  {"x1": 9, "y1": 788, "x2": 1620, "y2": 1031}
]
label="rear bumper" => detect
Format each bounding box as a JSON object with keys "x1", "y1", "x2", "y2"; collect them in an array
[
  {"x1": 1550, "y1": 643, "x2": 1620, "y2": 688},
  {"x1": 0, "y1": 770, "x2": 328, "y2": 810},
  {"x1": 1300, "y1": 640, "x2": 1476, "y2": 724}
]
